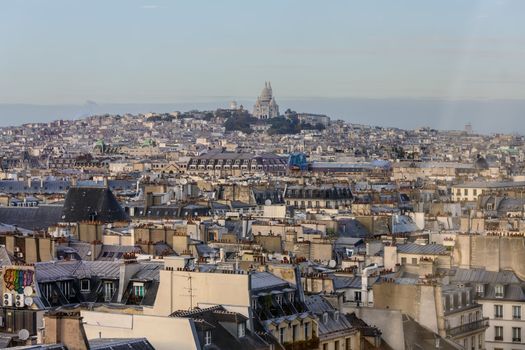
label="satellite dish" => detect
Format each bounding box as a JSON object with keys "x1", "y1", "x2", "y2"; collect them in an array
[
  {"x1": 328, "y1": 260, "x2": 337, "y2": 268},
  {"x1": 24, "y1": 296, "x2": 34, "y2": 307},
  {"x1": 23, "y1": 286, "x2": 33, "y2": 296},
  {"x1": 18, "y1": 329, "x2": 29, "y2": 341},
  {"x1": 264, "y1": 199, "x2": 272, "y2": 206}
]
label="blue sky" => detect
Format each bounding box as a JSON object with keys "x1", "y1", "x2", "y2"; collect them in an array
[{"x1": 1, "y1": 0, "x2": 525, "y2": 131}]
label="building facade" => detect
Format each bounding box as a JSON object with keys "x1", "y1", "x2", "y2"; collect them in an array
[{"x1": 253, "y1": 82, "x2": 279, "y2": 119}]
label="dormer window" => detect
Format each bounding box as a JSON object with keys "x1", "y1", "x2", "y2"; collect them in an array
[
  {"x1": 334, "y1": 311, "x2": 340, "y2": 321},
  {"x1": 476, "y1": 284, "x2": 484, "y2": 296},
  {"x1": 204, "y1": 330, "x2": 212, "y2": 345},
  {"x1": 237, "y1": 322, "x2": 246, "y2": 338},
  {"x1": 495, "y1": 284, "x2": 504, "y2": 298},
  {"x1": 80, "y1": 279, "x2": 90, "y2": 292},
  {"x1": 289, "y1": 292, "x2": 295, "y2": 304},
  {"x1": 322, "y1": 312, "x2": 328, "y2": 324},
  {"x1": 276, "y1": 294, "x2": 282, "y2": 305},
  {"x1": 133, "y1": 282, "x2": 145, "y2": 297},
  {"x1": 104, "y1": 281, "x2": 115, "y2": 302}
]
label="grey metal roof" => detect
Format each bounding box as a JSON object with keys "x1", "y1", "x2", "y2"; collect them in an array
[
  {"x1": 35, "y1": 260, "x2": 121, "y2": 282},
  {"x1": 449, "y1": 268, "x2": 520, "y2": 284},
  {"x1": 89, "y1": 338, "x2": 155, "y2": 350},
  {"x1": 250, "y1": 271, "x2": 290, "y2": 291},
  {"x1": 131, "y1": 262, "x2": 163, "y2": 281},
  {"x1": 333, "y1": 276, "x2": 362, "y2": 290},
  {"x1": 304, "y1": 295, "x2": 356, "y2": 339},
  {"x1": 396, "y1": 243, "x2": 447, "y2": 255},
  {"x1": 0, "y1": 246, "x2": 12, "y2": 267},
  {"x1": 0, "y1": 205, "x2": 63, "y2": 230}
]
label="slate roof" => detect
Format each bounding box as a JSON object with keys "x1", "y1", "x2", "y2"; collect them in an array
[
  {"x1": 61, "y1": 187, "x2": 129, "y2": 223},
  {"x1": 0, "y1": 205, "x2": 63, "y2": 230}
]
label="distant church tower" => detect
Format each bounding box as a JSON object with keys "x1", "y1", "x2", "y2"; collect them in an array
[{"x1": 253, "y1": 81, "x2": 279, "y2": 119}]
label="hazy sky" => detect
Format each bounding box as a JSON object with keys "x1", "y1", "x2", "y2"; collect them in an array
[
  {"x1": 1, "y1": 1, "x2": 525, "y2": 132},
  {"x1": 2, "y1": 0, "x2": 525, "y2": 104}
]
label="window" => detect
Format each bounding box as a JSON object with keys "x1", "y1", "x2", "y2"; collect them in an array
[
  {"x1": 335, "y1": 340, "x2": 340, "y2": 350},
  {"x1": 476, "y1": 284, "x2": 484, "y2": 296},
  {"x1": 237, "y1": 322, "x2": 246, "y2": 338},
  {"x1": 322, "y1": 313, "x2": 328, "y2": 324},
  {"x1": 495, "y1": 285, "x2": 504, "y2": 298},
  {"x1": 411, "y1": 258, "x2": 417, "y2": 265},
  {"x1": 279, "y1": 327, "x2": 285, "y2": 343},
  {"x1": 513, "y1": 327, "x2": 521, "y2": 342},
  {"x1": 276, "y1": 294, "x2": 282, "y2": 305},
  {"x1": 104, "y1": 281, "x2": 115, "y2": 302},
  {"x1": 495, "y1": 305, "x2": 503, "y2": 318},
  {"x1": 133, "y1": 282, "x2": 145, "y2": 297},
  {"x1": 354, "y1": 291, "x2": 362, "y2": 302},
  {"x1": 323, "y1": 344, "x2": 328, "y2": 350},
  {"x1": 289, "y1": 292, "x2": 295, "y2": 304},
  {"x1": 345, "y1": 337, "x2": 352, "y2": 350},
  {"x1": 401, "y1": 257, "x2": 407, "y2": 264},
  {"x1": 58, "y1": 281, "x2": 72, "y2": 297},
  {"x1": 292, "y1": 324, "x2": 297, "y2": 342},
  {"x1": 495, "y1": 326, "x2": 503, "y2": 341},
  {"x1": 304, "y1": 322, "x2": 309, "y2": 339},
  {"x1": 473, "y1": 189, "x2": 477, "y2": 196},
  {"x1": 80, "y1": 279, "x2": 90, "y2": 292},
  {"x1": 204, "y1": 330, "x2": 212, "y2": 345},
  {"x1": 464, "y1": 188, "x2": 468, "y2": 196},
  {"x1": 334, "y1": 311, "x2": 340, "y2": 321},
  {"x1": 513, "y1": 306, "x2": 521, "y2": 320}
]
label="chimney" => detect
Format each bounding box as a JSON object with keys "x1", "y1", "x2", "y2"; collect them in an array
[
  {"x1": 42, "y1": 312, "x2": 89, "y2": 350},
  {"x1": 145, "y1": 192, "x2": 153, "y2": 212}
]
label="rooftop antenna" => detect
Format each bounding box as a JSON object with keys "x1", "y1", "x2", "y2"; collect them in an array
[{"x1": 181, "y1": 273, "x2": 195, "y2": 310}]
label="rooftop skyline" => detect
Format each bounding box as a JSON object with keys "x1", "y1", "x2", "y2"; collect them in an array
[{"x1": 1, "y1": 0, "x2": 525, "y2": 132}]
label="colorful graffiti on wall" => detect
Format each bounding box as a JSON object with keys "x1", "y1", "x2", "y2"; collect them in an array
[{"x1": 3, "y1": 267, "x2": 35, "y2": 294}]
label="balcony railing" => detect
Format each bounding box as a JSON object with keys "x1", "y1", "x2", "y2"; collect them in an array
[{"x1": 448, "y1": 318, "x2": 489, "y2": 338}]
